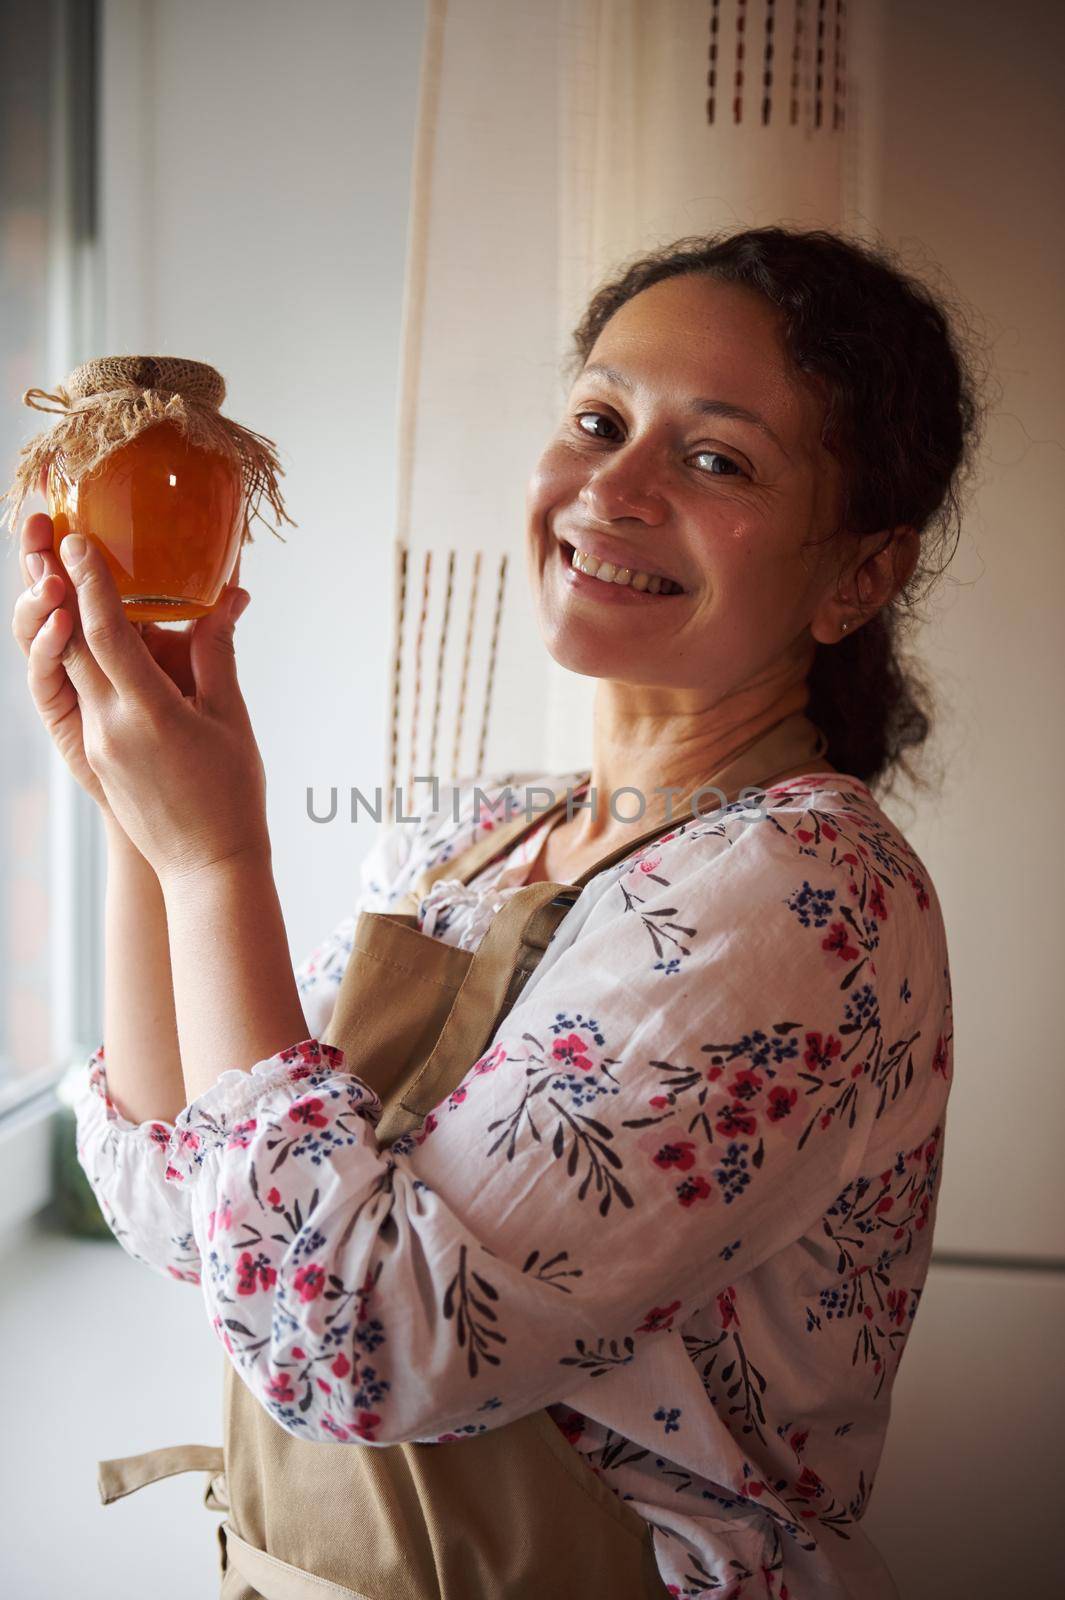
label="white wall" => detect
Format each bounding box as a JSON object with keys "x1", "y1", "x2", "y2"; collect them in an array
[
  {"x1": 860, "y1": 0, "x2": 1065, "y2": 1268},
  {"x1": 100, "y1": 0, "x2": 426, "y2": 965}
]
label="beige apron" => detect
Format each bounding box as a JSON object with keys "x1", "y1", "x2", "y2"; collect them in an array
[{"x1": 96, "y1": 713, "x2": 827, "y2": 1599}]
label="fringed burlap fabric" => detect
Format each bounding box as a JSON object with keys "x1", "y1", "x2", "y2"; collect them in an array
[{"x1": 1, "y1": 354, "x2": 295, "y2": 546}]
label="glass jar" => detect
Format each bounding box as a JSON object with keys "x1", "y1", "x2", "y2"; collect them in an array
[{"x1": 46, "y1": 420, "x2": 245, "y2": 623}]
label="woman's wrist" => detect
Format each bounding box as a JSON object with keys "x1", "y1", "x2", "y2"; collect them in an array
[{"x1": 102, "y1": 808, "x2": 154, "y2": 873}]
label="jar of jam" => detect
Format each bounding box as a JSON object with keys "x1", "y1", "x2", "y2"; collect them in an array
[{"x1": 4, "y1": 355, "x2": 292, "y2": 623}]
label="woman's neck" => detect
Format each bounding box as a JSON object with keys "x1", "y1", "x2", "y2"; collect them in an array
[{"x1": 567, "y1": 675, "x2": 814, "y2": 849}]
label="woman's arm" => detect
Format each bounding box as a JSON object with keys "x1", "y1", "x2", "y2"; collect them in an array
[
  {"x1": 161, "y1": 850, "x2": 309, "y2": 1107},
  {"x1": 101, "y1": 817, "x2": 186, "y2": 1125}
]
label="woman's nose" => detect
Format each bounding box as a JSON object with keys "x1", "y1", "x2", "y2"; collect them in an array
[{"x1": 578, "y1": 444, "x2": 666, "y2": 525}]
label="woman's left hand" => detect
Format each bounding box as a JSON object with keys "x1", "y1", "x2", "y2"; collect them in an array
[{"x1": 56, "y1": 532, "x2": 270, "y2": 886}]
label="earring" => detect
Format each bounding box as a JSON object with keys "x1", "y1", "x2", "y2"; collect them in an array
[{"x1": 840, "y1": 620, "x2": 849, "y2": 635}]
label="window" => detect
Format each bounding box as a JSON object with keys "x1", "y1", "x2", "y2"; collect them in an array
[{"x1": 1, "y1": 0, "x2": 101, "y2": 1126}]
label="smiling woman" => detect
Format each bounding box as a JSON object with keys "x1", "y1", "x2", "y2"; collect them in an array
[{"x1": 58, "y1": 225, "x2": 985, "y2": 1600}]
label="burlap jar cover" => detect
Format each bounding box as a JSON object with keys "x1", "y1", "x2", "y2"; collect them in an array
[{"x1": 1, "y1": 354, "x2": 295, "y2": 546}]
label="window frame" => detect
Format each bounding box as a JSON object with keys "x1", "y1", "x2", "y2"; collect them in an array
[{"x1": 0, "y1": 0, "x2": 102, "y2": 1231}]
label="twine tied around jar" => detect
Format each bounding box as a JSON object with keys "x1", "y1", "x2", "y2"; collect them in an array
[{"x1": 1, "y1": 354, "x2": 295, "y2": 546}]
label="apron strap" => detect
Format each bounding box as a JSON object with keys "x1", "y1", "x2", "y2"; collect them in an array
[
  {"x1": 97, "y1": 1443, "x2": 224, "y2": 1505},
  {"x1": 219, "y1": 1520, "x2": 376, "y2": 1600},
  {"x1": 376, "y1": 880, "x2": 578, "y2": 1142}
]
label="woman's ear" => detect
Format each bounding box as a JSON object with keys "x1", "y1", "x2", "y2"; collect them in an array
[
  {"x1": 854, "y1": 525, "x2": 920, "y2": 612},
  {"x1": 811, "y1": 525, "x2": 919, "y2": 645}
]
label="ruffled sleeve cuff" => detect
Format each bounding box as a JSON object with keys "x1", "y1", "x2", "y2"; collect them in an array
[{"x1": 163, "y1": 1038, "x2": 382, "y2": 1187}]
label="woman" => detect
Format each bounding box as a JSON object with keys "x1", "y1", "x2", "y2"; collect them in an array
[{"x1": 12, "y1": 227, "x2": 980, "y2": 1597}]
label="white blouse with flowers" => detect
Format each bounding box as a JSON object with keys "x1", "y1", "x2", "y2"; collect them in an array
[{"x1": 73, "y1": 767, "x2": 953, "y2": 1600}]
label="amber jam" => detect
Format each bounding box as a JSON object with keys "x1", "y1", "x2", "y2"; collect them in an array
[{"x1": 47, "y1": 420, "x2": 244, "y2": 622}]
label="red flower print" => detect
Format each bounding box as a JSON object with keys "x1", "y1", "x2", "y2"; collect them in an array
[
  {"x1": 236, "y1": 1250, "x2": 277, "y2": 1296},
  {"x1": 636, "y1": 853, "x2": 662, "y2": 874},
  {"x1": 322, "y1": 1414, "x2": 350, "y2": 1440},
  {"x1": 265, "y1": 1371, "x2": 295, "y2": 1404},
  {"x1": 447, "y1": 1086, "x2": 467, "y2": 1108},
  {"x1": 349, "y1": 1411, "x2": 381, "y2": 1441},
  {"x1": 821, "y1": 824, "x2": 838, "y2": 842},
  {"x1": 474, "y1": 1043, "x2": 506, "y2": 1076},
  {"x1": 293, "y1": 1263, "x2": 326, "y2": 1303},
  {"x1": 677, "y1": 1174, "x2": 713, "y2": 1208},
  {"x1": 167, "y1": 1265, "x2": 200, "y2": 1285},
  {"x1": 637, "y1": 1301, "x2": 682, "y2": 1334},
  {"x1": 932, "y1": 1035, "x2": 949, "y2": 1078},
  {"x1": 794, "y1": 1467, "x2": 824, "y2": 1500},
  {"x1": 649, "y1": 1094, "x2": 671, "y2": 1110},
  {"x1": 796, "y1": 828, "x2": 813, "y2": 843},
  {"x1": 804, "y1": 1032, "x2": 842, "y2": 1072},
  {"x1": 207, "y1": 1199, "x2": 233, "y2": 1242},
  {"x1": 148, "y1": 1123, "x2": 169, "y2": 1153},
  {"x1": 766, "y1": 1085, "x2": 797, "y2": 1122},
  {"x1": 176, "y1": 1128, "x2": 200, "y2": 1153},
  {"x1": 868, "y1": 880, "x2": 888, "y2": 922},
  {"x1": 227, "y1": 1119, "x2": 257, "y2": 1150},
  {"x1": 414, "y1": 1113, "x2": 438, "y2": 1147},
  {"x1": 822, "y1": 923, "x2": 859, "y2": 962},
  {"x1": 908, "y1": 870, "x2": 930, "y2": 910},
  {"x1": 717, "y1": 1286, "x2": 740, "y2": 1329},
  {"x1": 551, "y1": 1033, "x2": 594, "y2": 1072},
  {"x1": 789, "y1": 1430, "x2": 808, "y2": 1457},
  {"x1": 715, "y1": 1103, "x2": 757, "y2": 1139},
  {"x1": 288, "y1": 1097, "x2": 328, "y2": 1128},
  {"x1": 654, "y1": 1140, "x2": 696, "y2": 1172},
  {"x1": 887, "y1": 1288, "x2": 909, "y2": 1327},
  {"x1": 266, "y1": 1187, "x2": 282, "y2": 1207},
  {"x1": 331, "y1": 1353, "x2": 352, "y2": 1379},
  {"x1": 553, "y1": 1410, "x2": 586, "y2": 1445},
  {"x1": 729, "y1": 1068, "x2": 763, "y2": 1101},
  {"x1": 164, "y1": 1163, "x2": 184, "y2": 1183}
]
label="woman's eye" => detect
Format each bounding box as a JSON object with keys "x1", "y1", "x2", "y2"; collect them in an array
[
  {"x1": 573, "y1": 413, "x2": 747, "y2": 478},
  {"x1": 574, "y1": 411, "x2": 619, "y2": 440},
  {"x1": 691, "y1": 450, "x2": 746, "y2": 478}
]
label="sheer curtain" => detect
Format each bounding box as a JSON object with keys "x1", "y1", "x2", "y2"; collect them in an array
[{"x1": 387, "y1": 0, "x2": 862, "y2": 795}]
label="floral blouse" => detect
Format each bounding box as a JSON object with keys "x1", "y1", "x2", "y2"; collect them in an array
[{"x1": 73, "y1": 767, "x2": 953, "y2": 1600}]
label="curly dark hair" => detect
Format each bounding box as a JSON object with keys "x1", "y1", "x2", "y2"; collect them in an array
[{"x1": 564, "y1": 227, "x2": 992, "y2": 797}]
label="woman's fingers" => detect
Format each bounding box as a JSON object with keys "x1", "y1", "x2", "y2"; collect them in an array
[
  {"x1": 11, "y1": 570, "x2": 65, "y2": 659},
  {"x1": 25, "y1": 591, "x2": 78, "y2": 719},
  {"x1": 19, "y1": 510, "x2": 58, "y2": 588}
]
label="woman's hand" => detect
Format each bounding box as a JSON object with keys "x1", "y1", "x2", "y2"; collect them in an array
[
  {"x1": 12, "y1": 509, "x2": 117, "y2": 822},
  {"x1": 39, "y1": 526, "x2": 265, "y2": 887},
  {"x1": 12, "y1": 509, "x2": 247, "y2": 842}
]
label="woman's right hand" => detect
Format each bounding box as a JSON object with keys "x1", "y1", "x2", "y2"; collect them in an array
[{"x1": 11, "y1": 508, "x2": 243, "y2": 829}]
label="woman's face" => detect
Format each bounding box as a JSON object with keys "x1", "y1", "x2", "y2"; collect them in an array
[{"x1": 525, "y1": 273, "x2": 849, "y2": 699}]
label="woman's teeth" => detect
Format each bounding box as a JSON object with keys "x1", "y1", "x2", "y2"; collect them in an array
[{"x1": 568, "y1": 546, "x2": 684, "y2": 595}]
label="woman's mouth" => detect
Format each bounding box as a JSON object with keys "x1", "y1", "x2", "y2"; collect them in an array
[{"x1": 556, "y1": 540, "x2": 687, "y2": 602}]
